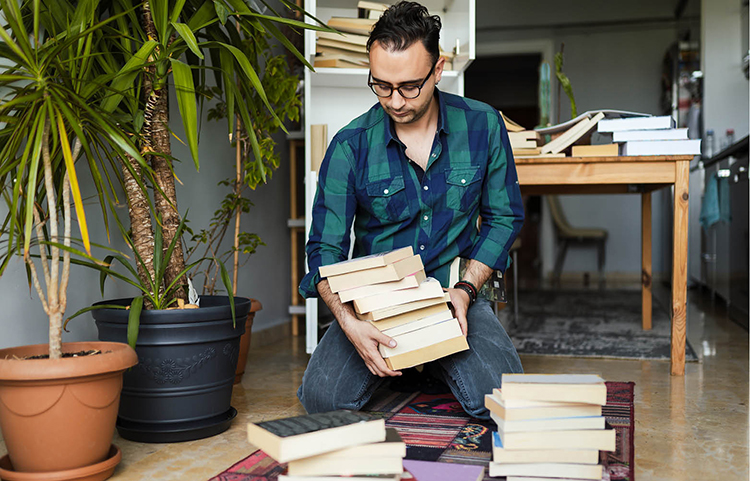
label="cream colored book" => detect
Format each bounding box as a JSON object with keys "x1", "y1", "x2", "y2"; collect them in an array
[
  {"x1": 310, "y1": 124, "x2": 327, "y2": 172},
  {"x1": 496, "y1": 428, "x2": 616, "y2": 451},
  {"x1": 369, "y1": 302, "x2": 450, "y2": 330},
  {"x1": 490, "y1": 411, "x2": 605, "y2": 432},
  {"x1": 318, "y1": 31, "x2": 369, "y2": 47},
  {"x1": 492, "y1": 388, "x2": 598, "y2": 408},
  {"x1": 485, "y1": 391, "x2": 602, "y2": 421},
  {"x1": 353, "y1": 277, "x2": 444, "y2": 314},
  {"x1": 314, "y1": 56, "x2": 367, "y2": 68},
  {"x1": 316, "y1": 44, "x2": 370, "y2": 63},
  {"x1": 571, "y1": 143, "x2": 619, "y2": 157},
  {"x1": 513, "y1": 153, "x2": 566, "y2": 158},
  {"x1": 357, "y1": 293, "x2": 450, "y2": 321},
  {"x1": 382, "y1": 309, "x2": 453, "y2": 338},
  {"x1": 339, "y1": 270, "x2": 426, "y2": 303},
  {"x1": 385, "y1": 334, "x2": 469, "y2": 370},
  {"x1": 319, "y1": 247, "x2": 413, "y2": 278},
  {"x1": 512, "y1": 147, "x2": 542, "y2": 155},
  {"x1": 327, "y1": 255, "x2": 424, "y2": 293},
  {"x1": 489, "y1": 463, "x2": 603, "y2": 480},
  {"x1": 492, "y1": 431, "x2": 599, "y2": 464},
  {"x1": 316, "y1": 38, "x2": 368, "y2": 54},
  {"x1": 500, "y1": 374, "x2": 607, "y2": 405},
  {"x1": 379, "y1": 318, "x2": 462, "y2": 357},
  {"x1": 327, "y1": 17, "x2": 377, "y2": 35},
  {"x1": 540, "y1": 112, "x2": 605, "y2": 154}
]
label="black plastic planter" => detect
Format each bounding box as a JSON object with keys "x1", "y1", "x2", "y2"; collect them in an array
[{"x1": 93, "y1": 296, "x2": 250, "y2": 443}]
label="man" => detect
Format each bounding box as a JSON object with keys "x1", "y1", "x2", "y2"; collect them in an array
[{"x1": 297, "y1": 1, "x2": 524, "y2": 420}]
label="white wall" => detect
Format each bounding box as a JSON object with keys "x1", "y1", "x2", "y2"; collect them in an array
[{"x1": 476, "y1": 0, "x2": 700, "y2": 278}]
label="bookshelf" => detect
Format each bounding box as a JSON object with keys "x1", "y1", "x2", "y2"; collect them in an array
[{"x1": 302, "y1": 0, "x2": 476, "y2": 353}]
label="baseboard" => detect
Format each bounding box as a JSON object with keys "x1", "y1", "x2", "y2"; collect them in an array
[{"x1": 250, "y1": 321, "x2": 292, "y2": 348}]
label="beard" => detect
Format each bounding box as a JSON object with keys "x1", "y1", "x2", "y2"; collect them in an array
[{"x1": 386, "y1": 95, "x2": 432, "y2": 125}]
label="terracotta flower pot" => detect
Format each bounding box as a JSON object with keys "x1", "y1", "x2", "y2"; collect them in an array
[
  {"x1": 234, "y1": 299, "x2": 262, "y2": 384},
  {"x1": 0, "y1": 342, "x2": 137, "y2": 473}
]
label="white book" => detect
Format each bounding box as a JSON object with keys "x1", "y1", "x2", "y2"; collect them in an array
[
  {"x1": 490, "y1": 411, "x2": 606, "y2": 432},
  {"x1": 486, "y1": 391, "x2": 602, "y2": 421},
  {"x1": 491, "y1": 388, "x2": 599, "y2": 409},
  {"x1": 620, "y1": 139, "x2": 702, "y2": 156},
  {"x1": 339, "y1": 271, "x2": 426, "y2": 303},
  {"x1": 540, "y1": 112, "x2": 605, "y2": 154},
  {"x1": 496, "y1": 428, "x2": 616, "y2": 451},
  {"x1": 500, "y1": 374, "x2": 607, "y2": 405},
  {"x1": 382, "y1": 309, "x2": 454, "y2": 337},
  {"x1": 379, "y1": 318, "x2": 462, "y2": 357},
  {"x1": 492, "y1": 432, "x2": 600, "y2": 464},
  {"x1": 612, "y1": 128, "x2": 689, "y2": 142},
  {"x1": 353, "y1": 277, "x2": 445, "y2": 314},
  {"x1": 489, "y1": 463, "x2": 604, "y2": 480},
  {"x1": 598, "y1": 115, "x2": 675, "y2": 132}
]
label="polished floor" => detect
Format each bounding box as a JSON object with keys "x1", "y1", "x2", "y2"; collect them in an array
[{"x1": 1, "y1": 284, "x2": 747, "y2": 480}]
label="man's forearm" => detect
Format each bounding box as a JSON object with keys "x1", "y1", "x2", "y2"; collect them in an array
[
  {"x1": 460, "y1": 259, "x2": 494, "y2": 292},
  {"x1": 317, "y1": 278, "x2": 357, "y2": 329}
]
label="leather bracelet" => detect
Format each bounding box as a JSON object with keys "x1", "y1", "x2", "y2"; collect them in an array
[
  {"x1": 453, "y1": 283, "x2": 476, "y2": 305},
  {"x1": 455, "y1": 280, "x2": 477, "y2": 300}
]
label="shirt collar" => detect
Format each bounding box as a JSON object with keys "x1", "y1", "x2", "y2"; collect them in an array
[{"x1": 383, "y1": 87, "x2": 450, "y2": 147}]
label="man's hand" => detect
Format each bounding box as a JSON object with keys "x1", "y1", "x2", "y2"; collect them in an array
[
  {"x1": 339, "y1": 316, "x2": 402, "y2": 378},
  {"x1": 447, "y1": 288, "x2": 470, "y2": 336}
]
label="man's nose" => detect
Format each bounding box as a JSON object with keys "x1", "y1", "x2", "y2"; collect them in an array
[{"x1": 389, "y1": 90, "x2": 406, "y2": 109}]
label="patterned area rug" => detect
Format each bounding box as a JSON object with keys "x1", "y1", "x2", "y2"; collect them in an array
[
  {"x1": 209, "y1": 382, "x2": 635, "y2": 481},
  {"x1": 502, "y1": 289, "x2": 699, "y2": 361}
]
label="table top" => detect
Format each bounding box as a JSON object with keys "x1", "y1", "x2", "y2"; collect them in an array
[{"x1": 514, "y1": 155, "x2": 695, "y2": 165}]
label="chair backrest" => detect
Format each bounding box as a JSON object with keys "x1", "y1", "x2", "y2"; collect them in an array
[{"x1": 547, "y1": 195, "x2": 573, "y2": 234}]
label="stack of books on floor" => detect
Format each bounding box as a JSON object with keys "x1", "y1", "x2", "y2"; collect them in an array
[
  {"x1": 315, "y1": 2, "x2": 455, "y2": 70},
  {"x1": 320, "y1": 247, "x2": 468, "y2": 370},
  {"x1": 247, "y1": 410, "x2": 407, "y2": 480},
  {"x1": 597, "y1": 115, "x2": 701, "y2": 156},
  {"x1": 485, "y1": 374, "x2": 616, "y2": 481}
]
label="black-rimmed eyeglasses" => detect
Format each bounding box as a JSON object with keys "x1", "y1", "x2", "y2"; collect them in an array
[{"x1": 368, "y1": 61, "x2": 436, "y2": 99}]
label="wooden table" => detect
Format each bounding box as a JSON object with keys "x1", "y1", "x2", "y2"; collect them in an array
[{"x1": 515, "y1": 155, "x2": 692, "y2": 376}]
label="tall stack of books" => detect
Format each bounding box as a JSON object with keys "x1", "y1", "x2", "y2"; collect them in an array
[
  {"x1": 597, "y1": 115, "x2": 701, "y2": 155},
  {"x1": 247, "y1": 410, "x2": 406, "y2": 480},
  {"x1": 321, "y1": 247, "x2": 468, "y2": 370},
  {"x1": 485, "y1": 374, "x2": 616, "y2": 481}
]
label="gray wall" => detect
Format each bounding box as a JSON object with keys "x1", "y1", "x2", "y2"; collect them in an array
[{"x1": 476, "y1": 0, "x2": 700, "y2": 278}]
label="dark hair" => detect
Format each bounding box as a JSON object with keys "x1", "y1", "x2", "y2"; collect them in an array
[{"x1": 367, "y1": 1, "x2": 442, "y2": 64}]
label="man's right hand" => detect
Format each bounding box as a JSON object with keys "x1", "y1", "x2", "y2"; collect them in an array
[{"x1": 340, "y1": 316, "x2": 403, "y2": 378}]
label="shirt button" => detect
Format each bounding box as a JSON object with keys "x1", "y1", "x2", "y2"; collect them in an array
[
  {"x1": 431, "y1": 153, "x2": 437, "y2": 158},
  {"x1": 423, "y1": 215, "x2": 429, "y2": 221},
  {"x1": 420, "y1": 245, "x2": 425, "y2": 251},
  {"x1": 461, "y1": 179, "x2": 466, "y2": 184},
  {"x1": 423, "y1": 185, "x2": 429, "y2": 191},
  {"x1": 383, "y1": 189, "x2": 389, "y2": 194}
]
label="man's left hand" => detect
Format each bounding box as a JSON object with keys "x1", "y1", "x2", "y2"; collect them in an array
[{"x1": 446, "y1": 288, "x2": 470, "y2": 336}]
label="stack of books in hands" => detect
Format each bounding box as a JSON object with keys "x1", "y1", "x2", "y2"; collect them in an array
[
  {"x1": 247, "y1": 410, "x2": 407, "y2": 480},
  {"x1": 597, "y1": 115, "x2": 701, "y2": 156},
  {"x1": 320, "y1": 247, "x2": 468, "y2": 370},
  {"x1": 485, "y1": 374, "x2": 616, "y2": 481}
]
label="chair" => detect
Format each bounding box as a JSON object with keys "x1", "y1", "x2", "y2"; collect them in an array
[{"x1": 547, "y1": 196, "x2": 608, "y2": 287}]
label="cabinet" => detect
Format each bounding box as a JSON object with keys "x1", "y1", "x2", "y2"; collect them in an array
[{"x1": 302, "y1": 0, "x2": 476, "y2": 353}]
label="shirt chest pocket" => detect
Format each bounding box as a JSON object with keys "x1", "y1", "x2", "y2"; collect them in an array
[
  {"x1": 446, "y1": 167, "x2": 483, "y2": 211},
  {"x1": 365, "y1": 176, "x2": 412, "y2": 223}
]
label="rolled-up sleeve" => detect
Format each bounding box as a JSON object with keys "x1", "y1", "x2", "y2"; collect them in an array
[
  {"x1": 299, "y1": 137, "x2": 357, "y2": 298},
  {"x1": 469, "y1": 111, "x2": 525, "y2": 273}
]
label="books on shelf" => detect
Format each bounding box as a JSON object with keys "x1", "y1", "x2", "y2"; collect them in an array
[
  {"x1": 310, "y1": 124, "x2": 328, "y2": 172},
  {"x1": 571, "y1": 143, "x2": 619, "y2": 157},
  {"x1": 328, "y1": 16, "x2": 377, "y2": 35},
  {"x1": 492, "y1": 432, "x2": 600, "y2": 464},
  {"x1": 246, "y1": 410, "x2": 386, "y2": 463},
  {"x1": 500, "y1": 374, "x2": 608, "y2": 405},
  {"x1": 316, "y1": 37, "x2": 368, "y2": 54},
  {"x1": 318, "y1": 31, "x2": 369, "y2": 47},
  {"x1": 326, "y1": 254, "x2": 424, "y2": 293},
  {"x1": 353, "y1": 277, "x2": 444, "y2": 314},
  {"x1": 597, "y1": 115, "x2": 675, "y2": 132},
  {"x1": 314, "y1": 55, "x2": 368, "y2": 69},
  {"x1": 612, "y1": 127, "x2": 689, "y2": 142},
  {"x1": 620, "y1": 139, "x2": 701, "y2": 156},
  {"x1": 488, "y1": 462, "x2": 604, "y2": 480},
  {"x1": 358, "y1": 1, "x2": 390, "y2": 19},
  {"x1": 316, "y1": 44, "x2": 370, "y2": 62}
]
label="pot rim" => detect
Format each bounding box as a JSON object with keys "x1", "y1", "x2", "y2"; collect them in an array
[
  {"x1": 91, "y1": 296, "x2": 251, "y2": 324},
  {"x1": 0, "y1": 341, "x2": 138, "y2": 382}
]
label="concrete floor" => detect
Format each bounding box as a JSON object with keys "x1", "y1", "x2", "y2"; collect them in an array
[{"x1": 1, "y1": 284, "x2": 748, "y2": 480}]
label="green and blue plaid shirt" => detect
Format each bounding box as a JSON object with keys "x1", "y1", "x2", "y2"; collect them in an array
[{"x1": 300, "y1": 89, "x2": 524, "y2": 299}]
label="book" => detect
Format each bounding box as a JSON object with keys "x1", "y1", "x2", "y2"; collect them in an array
[
  {"x1": 512, "y1": 147, "x2": 542, "y2": 155},
  {"x1": 310, "y1": 124, "x2": 327, "y2": 172},
  {"x1": 319, "y1": 247, "x2": 413, "y2": 278},
  {"x1": 540, "y1": 112, "x2": 606, "y2": 154},
  {"x1": 403, "y1": 459, "x2": 484, "y2": 481},
  {"x1": 514, "y1": 153, "x2": 567, "y2": 158},
  {"x1": 279, "y1": 475, "x2": 400, "y2": 481},
  {"x1": 327, "y1": 17, "x2": 377, "y2": 35},
  {"x1": 327, "y1": 255, "x2": 424, "y2": 293},
  {"x1": 358, "y1": 1, "x2": 390, "y2": 19},
  {"x1": 246, "y1": 410, "x2": 385, "y2": 463},
  {"x1": 381, "y1": 309, "x2": 453, "y2": 338},
  {"x1": 383, "y1": 323, "x2": 469, "y2": 370},
  {"x1": 316, "y1": 38, "x2": 368, "y2": 54},
  {"x1": 491, "y1": 388, "x2": 601, "y2": 409},
  {"x1": 488, "y1": 462, "x2": 603, "y2": 480},
  {"x1": 485, "y1": 391, "x2": 602, "y2": 421},
  {"x1": 353, "y1": 277, "x2": 444, "y2": 314},
  {"x1": 316, "y1": 44, "x2": 370, "y2": 63},
  {"x1": 597, "y1": 115, "x2": 675, "y2": 132},
  {"x1": 620, "y1": 139, "x2": 701, "y2": 156},
  {"x1": 287, "y1": 429, "x2": 405, "y2": 476},
  {"x1": 535, "y1": 109, "x2": 650, "y2": 135},
  {"x1": 379, "y1": 318, "x2": 463, "y2": 357},
  {"x1": 612, "y1": 127, "x2": 689, "y2": 142},
  {"x1": 500, "y1": 112, "x2": 526, "y2": 132},
  {"x1": 318, "y1": 31, "x2": 369, "y2": 47},
  {"x1": 492, "y1": 432, "x2": 600, "y2": 464},
  {"x1": 370, "y1": 302, "x2": 450, "y2": 330},
  {"x1": 500, "y1": 374, "x2": 607, "y2": 405},
  {"x1": 314, "y1": 56, "x2": 367, "y2": 69},
  {"x1": 490, "y1": 412, "x2": 605, "y2": 432},
  {"x1": 357, "y1": 293, "x2": 451, "y2": 321},
  {"x1": 496, "y1": 427, "x2": 616, "y2": 451},
  {"x1": 339, "y1": 270, "x2": 427, "y2": 303},
  {"x1": 571, "y1": 143, "x2": 619, "y2": 157}
]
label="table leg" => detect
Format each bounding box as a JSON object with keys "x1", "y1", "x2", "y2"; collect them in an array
[
  {"x1": 671, "y1": 161, "x2": 689, "y2": 376},
  {"x1": 642, "y1": 192, "x2": 652, "y2": 330}
]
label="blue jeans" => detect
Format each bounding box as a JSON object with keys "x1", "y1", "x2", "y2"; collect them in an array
[{"x1": 297, "y1": 298, "x2": 523, "y2": 420}]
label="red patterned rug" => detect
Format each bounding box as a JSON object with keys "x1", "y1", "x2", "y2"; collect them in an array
[{"x1": 209, "y1": 382, "x2": 634, "y2": 481}]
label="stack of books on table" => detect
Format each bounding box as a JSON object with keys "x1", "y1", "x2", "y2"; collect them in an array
[
  {"x1": 320, "y1": 247, "x2": 468, "y2": 370},
  {"x1": 247, "y1": 410, "x2": 406, "y2": 480},
  {"x1": 485, "y1": 374, "x2": 616, "y2": 481},
  {"x1": 597, "y1": 115, "x2": 701, "y2": 156}
]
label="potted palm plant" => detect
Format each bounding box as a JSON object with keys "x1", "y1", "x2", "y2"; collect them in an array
[{"x1": 0, "y1": 2, "x2": 139, "y2": 478}]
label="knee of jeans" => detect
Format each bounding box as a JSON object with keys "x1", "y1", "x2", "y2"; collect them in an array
[{"x1": 464, "y1": 399, "x2": 490, "y2": 420}]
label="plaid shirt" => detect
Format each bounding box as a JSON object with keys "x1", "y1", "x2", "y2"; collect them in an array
[{"x1": 300, "y1": 89, "x2": 524, "y2": 299}]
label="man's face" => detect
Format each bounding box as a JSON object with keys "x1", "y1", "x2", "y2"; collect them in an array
[{"x1": 369, "y1": 41, "x2": 443, "y2": 125}]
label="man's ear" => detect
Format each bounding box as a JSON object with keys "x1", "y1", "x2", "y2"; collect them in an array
[{"x1": 434, "y1": 56, "x2": 446, "y2": 83}]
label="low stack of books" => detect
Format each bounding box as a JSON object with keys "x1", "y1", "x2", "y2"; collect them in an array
[
  {"x1": 247, "y1": 410, "x2": 406, "y2": 480},
  {"x1": 597, "y1": 115, "x2": 701, "y2": 156},
  {"x1": 320, "y1": 247, "x2": 468, "y2": 370},
  {"x1": 485, "y1": 374, "x2": 616, "y2": 481}
]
